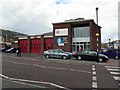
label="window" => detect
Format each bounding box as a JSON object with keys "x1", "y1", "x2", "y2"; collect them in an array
[
  {"x1": 82, "y1": 51, "x2": 88, "y2": 55},
  {"x1": 72, "y1": 42, "x2": 90, "y2": 52},
  {"x1": 88, "y1": 51, "x2": 97, "y2": 55},
  {"x1": 73, "y1": 26, "x2": 90, "y2": 38},
  {"x1": 55, "y1": 49, "x2": 64, "y2": 53}
]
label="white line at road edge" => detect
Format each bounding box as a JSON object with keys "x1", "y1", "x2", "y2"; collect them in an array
[
  {"x1": 2, "y1": 78, "x2": 46, "y2": 88},
  {"x1": 0, "y1": 74, "x2": 71, "y2": 90}
]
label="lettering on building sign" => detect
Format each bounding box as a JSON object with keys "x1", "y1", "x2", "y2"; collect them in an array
[{"x1": 55, "y1": 28, "x2": 68, "y2": 36}]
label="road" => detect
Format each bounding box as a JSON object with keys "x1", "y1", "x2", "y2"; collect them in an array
[{"x1": 1, "y1": 53, "x2": 120, "y2": 90}]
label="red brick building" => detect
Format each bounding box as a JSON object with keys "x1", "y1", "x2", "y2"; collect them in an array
[
  {"x1": 17, "y1": 18, "x2": 101, "y2": 53},
  {"x1": 16, "y1": 32, "x2": 53, "y2": 53},
  {"x1": 53, "y1": 18, "x2": 101, "y2": 52}
]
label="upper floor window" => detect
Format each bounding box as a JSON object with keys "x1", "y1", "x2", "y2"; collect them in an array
[{"x1": 73, "y1": 26, "x2": 90, "y2": 38}]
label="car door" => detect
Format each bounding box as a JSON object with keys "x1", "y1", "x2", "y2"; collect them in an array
[
  {"x1": 88, "y1": 51, "x2": 97, "y2": 61},
  {"x1": 49, "y1": 50, "x2": 55, "y2": 57},
  {"x1": 81, "y1": 51, "x2": 89, "y2": 60},
  {"x1": 54, "y1": 49, "x2": 63, "y2": 58}
]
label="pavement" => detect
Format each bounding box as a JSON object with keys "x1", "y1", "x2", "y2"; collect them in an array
[{"x1": 1, "y1": 52, "x2": 44, "y2": 59}]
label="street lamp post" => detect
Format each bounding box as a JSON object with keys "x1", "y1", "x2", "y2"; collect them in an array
[
  {"x1": 96, "y1": 33, "x2": 99, "y2": 63},
  {"x1": 96, "y1": 7, "x2": 99, "y2": 25},
  {"x1": 96, "y1": 7, "x2": 99, "y2": 63}
]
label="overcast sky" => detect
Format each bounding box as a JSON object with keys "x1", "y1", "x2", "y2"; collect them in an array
[{"x1": 0, "y1": 0, "x2": 119, "y2": 43}]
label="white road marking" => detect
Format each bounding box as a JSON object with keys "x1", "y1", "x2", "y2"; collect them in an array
[
  {"x1": 105, "y1": 65, "x2": 120, "y2": 85},
  {"x1": 110, "y1": 72, "x2": 120, "y2": 75},
  {"x1": 0, "y1": 74, "x2": 70, "y2": 90},
  {"x1": 77, "y1": 70, "x2": 91, "y2": 73},
  {"x1": 4, "y1": 60, "x2": 91, "y2": 74},
  {"x1": 113, "y1": 76, "x2": 120, "y2": 80},
  {"x1": 105, "y1": 66, "x2": 120, "y2": 69},
  {"x1": 7, "y1": 79, "x2": 46, "y2": 88},
  {"x1": 92, "y1": 68, "x2": 95, "y2": 71},
  {"x1": 92, "y1": 65, "x2": 97, "y2": 89},
  {"x1": 92, "y1": 76, "x2": 97, "y2": 81},
  {"x1": 92, "y1": 82, "x2": 97, "y2": 88},
  {"x1": 92, "y1": 65, "x2": 95, "y2": 68},
  {"x1": 92, "y1": 71, "x2": 96, "y2": 75},
  {"x1": 31, "y1": 59, "x2": 37, "y2": 60},
  {"x1": 107, "y1": 69, "x2": 120, "y2": 72},
  {"x1": 3, "y1": 55, "x2": 40, "y2": 62}
]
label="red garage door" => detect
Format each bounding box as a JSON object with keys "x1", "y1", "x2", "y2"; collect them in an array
[
  {"x1": 19, "y1": 39, "x2": 27, "y2": 53},
  {"x1": 30, "y1": 39, "x2": 41, "y2": 53},
  {"x1": 44, "y1": 38, "x2": 53, "y2": 51}
]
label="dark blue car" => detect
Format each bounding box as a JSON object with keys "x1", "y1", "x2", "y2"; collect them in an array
[
  {"x1": 100, "y1": 48, "x2": 120, "y2": 59},
  {"x1": 5, "y1": 48, "x2": 18, "y2": 53}
]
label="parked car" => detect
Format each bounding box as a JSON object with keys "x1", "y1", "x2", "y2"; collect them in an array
[
  {"x1": 1, "y1": 47, "x2": 11, "y2": 52},
  {"x1": 73, "y1": 50, "x2": 109, "y2": 62},
  {"x1": 44, "y1": 49, "x2": 72, "y2": 59},
  {"x1": 0, "y1": 48, "x2": 5, "y2": 52},
  {"x1": 5, "y1": 48, "x2": 18, "y2": 53},
  {"x1": 100, "y1": 48, "x2": 120, "y2": 59}
]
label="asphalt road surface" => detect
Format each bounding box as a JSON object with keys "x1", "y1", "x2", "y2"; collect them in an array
[{"x1": 1, "y1": 53, "x2": 120, "y2": 90}]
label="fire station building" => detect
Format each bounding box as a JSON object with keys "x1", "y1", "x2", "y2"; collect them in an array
[
  {"x1": 53, "y1": 18, "x2": 101, "y2": 52},
  {"x1": 17, "y1": 18, "x2": 101, "y2": 53},
  {"x1": 16, "y1": 32, "x2": 53, "y2": 53}
]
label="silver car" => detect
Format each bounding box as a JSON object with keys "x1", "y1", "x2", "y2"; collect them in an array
[{"x1": 44, "y1": 49, "x2": 72, "y2": 59}]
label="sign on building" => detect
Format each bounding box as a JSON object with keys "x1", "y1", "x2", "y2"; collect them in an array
[
  {"x1": 57, "y1": 37, "x2": 64, "y2": 46},
  {"x1": 55, "y1": 28, "x2": 68, "y2": 36}
]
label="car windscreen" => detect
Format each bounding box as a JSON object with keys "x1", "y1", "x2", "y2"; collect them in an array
[{"x1": 54, "y1": 49, "x2": 64, "y2": 53}]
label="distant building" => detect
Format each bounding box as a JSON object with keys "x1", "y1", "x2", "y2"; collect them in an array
[{"x1": 0, "y1": 29, "x2": 27, "y2": 48}]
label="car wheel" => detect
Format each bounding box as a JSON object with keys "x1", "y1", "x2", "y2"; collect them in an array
[
  {"x1": 62, "y1": 55, "x2": 67, "y2": 59},
  {"x1": 98, "y1": 58, "x2": 103, "y2": 62},
  {"x1": 45, "y1": 54, "x2": 50, "y2": 58},
  {"x1": 77, "y1": 56, "x2": 81, "y2": 60}
]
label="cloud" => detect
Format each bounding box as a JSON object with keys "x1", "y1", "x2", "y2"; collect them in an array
[
  {"x1": 0, "y1": 0, "x2": 119, "y2": 42},
  {"x1": 56, "y1": 0, "x2": 69, "y2": 5},
  {"x1": 0, "y1": 0, "x2": 56, "y2": 34}
]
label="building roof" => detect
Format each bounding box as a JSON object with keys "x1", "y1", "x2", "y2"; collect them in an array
[
  {"x1": 52, "y1": 18, "x2": 101, "y2": 28},
  {"x1": 42, "y1": 32, "x2": 53, "y2": 36}
]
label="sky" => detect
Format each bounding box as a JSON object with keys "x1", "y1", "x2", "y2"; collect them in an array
[{"x1": 0, "y1": 0, "x2": 119, "y2": 43}]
